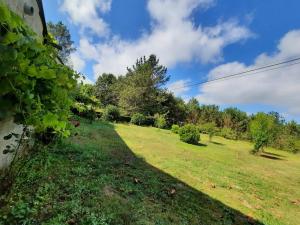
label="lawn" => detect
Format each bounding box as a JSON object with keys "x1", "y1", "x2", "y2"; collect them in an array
[{"x1": 1, "y1": 120, "x2": 299, "y2": 225}]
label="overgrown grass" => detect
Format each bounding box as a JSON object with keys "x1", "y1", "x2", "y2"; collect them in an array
[{"x1": 0, "y1": 120, "x2": 299, "y2": 224}]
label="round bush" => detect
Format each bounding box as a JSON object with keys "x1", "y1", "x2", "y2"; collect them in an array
[
  {"x1": 102, "y1": 105, "x2": 120, "y2": 122},
  {"x1": 171, "y1": 124, "x2": 180, "y2": 134},
  {"x1": 178, "y1": 124, "x2": 200, "y2": 144},
  {"x1": 154, "y1": 114, "x2": 167, "y2": 129},
  {"x1": 131, "y1": 113, "x2": 147, "y2": 125}
]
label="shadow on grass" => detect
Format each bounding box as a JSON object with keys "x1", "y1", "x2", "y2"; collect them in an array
[
  {"x1": 263, "y1": 151, "x2": 286, "y2": 158},
  {"x1": 0, "y1": 121, "x2": 264, "y2": 225},
  {"x1": 260, "y1": 154, "x2": 285, "y2": 160},
  {"x1": 210, "y1": 141, "x2": 225, "y2": 146},
  {"x1": 84, "y1": 122, "x2": 262, "y2": 224},
  {"x1": 197, "y1": 142, "x2": 207, "y2": 147}
]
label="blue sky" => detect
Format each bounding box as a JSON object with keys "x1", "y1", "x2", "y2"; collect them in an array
[{"x1": 43, "y1": 0, "x2": 300, "y2": 121}]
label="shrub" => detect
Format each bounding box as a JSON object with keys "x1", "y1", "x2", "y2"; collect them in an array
[
  {"x1": 199, "y1": 122, "x2": 217, "y2": 142},
  {"x1": 219, "y1": 127, "x2": 237, "y2": 140},
  {"x1": 131, "y1": 113, "x2": 147, "y2": 125},
  {"x1": 119, "y1": 115, "x2": 131, "y2": 123},
  {"x1": 71, "y1": 103, "x2": 96, "y2": 122},
  {"x1": 250, "y1": 112, "x2": 277, "y2": 154},
  {"x1": 154, "y1": 114, "x2": 167, "y2": 129},
  {"x1": 102, "y1": 105, "x2": 120, "y2": 122},
  {"x1": 178, "y1": 124, "x2": 200, "y2": 145},
  {"x1": 171, "y1": 124, "x2": 180, "y2": 134}
]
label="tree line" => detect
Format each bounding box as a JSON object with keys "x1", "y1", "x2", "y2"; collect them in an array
[{"x1": 74, "y1": 55, "x2": 300, "y2": 154}]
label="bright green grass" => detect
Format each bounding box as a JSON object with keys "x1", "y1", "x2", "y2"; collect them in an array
[
  {"x1": 115, "y1": 123, "x2": 300, "y2": 225},
  {"x1": 1, "y1": 120, "x2": 299, "y2": 225}
]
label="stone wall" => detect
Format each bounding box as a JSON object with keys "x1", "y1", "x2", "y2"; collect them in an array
[
  {"x1": 3, "y1": 0, "x2": 44, "y2": 36},
  {"x1": 0, "y1": 118, "x2": 25, "y2": 170}
]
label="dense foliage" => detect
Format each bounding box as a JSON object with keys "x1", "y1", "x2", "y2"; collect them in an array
[
  {"x1": 154, "y1": 114, "x2": 167, "y2": 129},
  {"x1": 102, "y1": 105, "x2": 120, "y2": 122},
  {"x1": 250, "y1": 113, "x2": 278, "y2": 153},
  {"x1": 171, "y1": 124, "x2": 180, "y2": 134},
  {"x1": 130, "y1": 113, "x2": 147, "y2": 126},
  {"x1": 72, "y1": 84, "x2": 99, "y2": 121},
  {"x1": 0, "y1": 3, "x2": 77, "y2": 138},
  {"x1": 94, "y1": 73, "x2": 118, "y2": 107},
  {"x1": 178, "y1": 124, "x2": 200, "y2": 145}
]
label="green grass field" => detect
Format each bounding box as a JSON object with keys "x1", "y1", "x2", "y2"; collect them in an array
[{"x1": 1, "y1": 120, "x2": 300, "y2": 225}]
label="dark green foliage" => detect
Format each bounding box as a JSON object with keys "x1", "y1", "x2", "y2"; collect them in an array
[
  {"x1": 130, "y1": 113, "x2": 147, "y2": 126},
  {"x1": 102, "y1": 105, "x2": 120, "y2": 122},
  {"x1": 154, "y1": 114, "x2": 167, "y2": 129},
  {"x1": 94, "y1": 73, "x2": 118, "y2": 107},
  {"x1": 186, "y1": 98, "x2": 200, "y2": 124},
  {"x1": 223, "y1": 107, "x2": 249, "y2": 136},
  {"x1": 47, "y1": 21, "x2": 75, "y2": 64},
  {"x1": 171, "y1": 124, "x2": 180, "y2": 134},
  {"x1": 119, "y1": 55, "x2": 169, "y2": 115},
  {"x1": 155, "y1": 92, "x2": 187, "y2": 125},
  {"x1": 72, "y1": 84, "x2": 99, "y2": 121},
  {"x1": 199, "y1": 105, "x2": 222, "y2": 126},
  {"x1": 118, "y1": 115, "x2": 131, "y2": 123},
  {"x1": 178, "y1": 124, "x2": 200, "y2": 145}
]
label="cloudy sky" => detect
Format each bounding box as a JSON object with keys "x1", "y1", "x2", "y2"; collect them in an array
[{"x1": 44, "y1": 0, "x2": 300, "y2": 121}]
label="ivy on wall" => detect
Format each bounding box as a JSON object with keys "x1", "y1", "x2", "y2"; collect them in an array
[{"x1": 0, "y1": 2, "x2": 78, "y2": 137}]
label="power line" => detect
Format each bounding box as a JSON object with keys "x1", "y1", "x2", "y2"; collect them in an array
[{"x1": 171, "y1": 57, "x2": 300, "y2": 90}]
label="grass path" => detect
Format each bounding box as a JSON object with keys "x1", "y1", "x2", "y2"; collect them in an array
[{"x1": 0, "y1": 120, "x2": 299, "y2": 225}]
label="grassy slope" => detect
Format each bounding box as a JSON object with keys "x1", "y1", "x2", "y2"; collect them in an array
[
  {"x1": 0, "y1": 120, "x2": 299, "y2": 225},
  {"x1": 115, "y1": 123, "x2": 300, "y2": 225}
]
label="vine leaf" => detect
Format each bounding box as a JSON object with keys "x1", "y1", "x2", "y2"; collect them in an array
[
  {"x1": 0, "y1": 3, "x2": 10, "y2": 21},
  {"x1": 2, "y1": 32, "x2": 20, "y2": 44}
]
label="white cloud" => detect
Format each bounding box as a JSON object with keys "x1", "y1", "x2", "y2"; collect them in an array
[
  {"x1": 60, "y1": 0, "x2": 111, "y2": 36},
  {"x1": 68, "y1": 52, "x2": 86, "y2": 72},
  {"x1": 70, "y1": 0, "x2": 253, "y2": 78},
  {"x1": 168, "y1": 79, "x2": 191, "y2": 96},
  {"x1": 197, "y1": 30, "x2": 300, "y2": 115}
]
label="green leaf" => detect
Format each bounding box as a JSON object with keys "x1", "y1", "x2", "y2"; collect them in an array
[
  {"x1": 39, "y1": 67, "x2": 56, "y2": 79},
  {"x1": 27, "y1": 66, "x2": 38, "y2": 77},
  {"x1": 0, "y1": 4, "x2": 11, "y2": 22},
  {"x1": 42, "y1": 113, "x2": 59, "y2": 128},
  {"x1": 1, "y1": 32, "x2": 20, "y2": 44}
]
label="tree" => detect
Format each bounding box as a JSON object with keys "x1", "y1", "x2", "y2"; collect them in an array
[
  {"x1": 127, "y1": 55, "x2": 169, "y2": 88},
  {"x1": 47, "y1": 21, "x2": 75, "y2": 64},
  {"x1": 186, "y1": 98, "x2": 200, "y2": 124},
  {"x1": 94, "y1": 73, "x2": 118, "y2": 106},
  {"x1": 223, "y1": 107, "x2": 249, "y2": 137},
  {"x1": 157, "y1": 92, "x2": 187, "y2": 125},
  {"x1": 102, "y1": 105, "x2": 120, "y2": 122},
  {"x1": 285, "y1": 120, "x2": 300, "y2": 136},
  {"x1": 198, "y1": 105, "x2": 222, "y2": 126},
  {"x1": 119, "y1": 55, "x2": 169, "y2": 115},
  {"x1": 250, "y1": 113, "x2": 277, "y2": 154}
]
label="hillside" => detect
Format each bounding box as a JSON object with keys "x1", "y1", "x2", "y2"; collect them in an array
[{"x1": 1, "y1": 120, "x2": 299, "y2": 225}]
